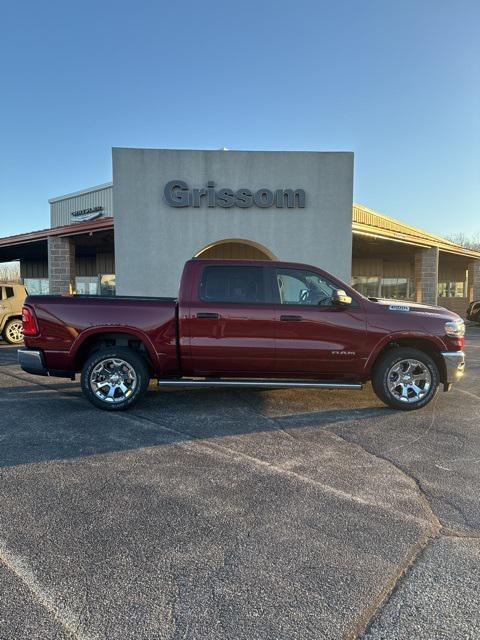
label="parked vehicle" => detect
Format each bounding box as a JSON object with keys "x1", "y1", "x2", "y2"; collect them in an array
[
  {"x1": 18, "y1": 259, "x2": 466, "y2": 411},
  {"x1": 466, "y1": 300, "x2": 480, "y2": 324},
  {"x1": 1, "y1": 283, "x2": 26, "y2": 344}
]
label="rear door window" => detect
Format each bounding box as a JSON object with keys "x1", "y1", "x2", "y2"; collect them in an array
[{"x1": 199, "y1": 266, "x2": 267, "y2": 304}]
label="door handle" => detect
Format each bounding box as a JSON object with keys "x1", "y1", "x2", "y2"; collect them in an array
[
  {"x1": 280, "y1": 314, "x2": 303, "y2": 321},
  {"x1": 196, "y1": 312, "x2": 219, "y2": 319}
]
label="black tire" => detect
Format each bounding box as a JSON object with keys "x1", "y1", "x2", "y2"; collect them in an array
[
  {"x1": 372, "y1": 347, "x2": 439, "y2": 411},
  {"x1": 81, "y1": 347, "x2": 150, "y2": 411},
  {"x1": 3, "y1": 318, "x2": 24, "y2": 344}
]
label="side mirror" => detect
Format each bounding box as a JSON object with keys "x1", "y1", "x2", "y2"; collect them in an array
[{"x1": 332, "y1": 289, "x2": 352, "y2": 306}]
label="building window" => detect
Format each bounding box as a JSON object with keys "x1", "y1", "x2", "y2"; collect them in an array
[
  {"x1": 74, "y1": 275, "x2": 116, "y2": 296},
  {"x1": 352, "y1": 276, "x2": 414, "y2": 300},
  {"x1": 351, "y1": 276, "x2": 381, "y2": 298},
  {"x1": 100, "y1": 274, "x2": 116, "y2": 296},
  {"x1": 75, "y1": 276, "x2": 99, "y2": 295},
  {"x1": 381, "y1": 277, "x2": 412, "y2": 300},
  {"x1": 438, "y1": 281, "x2": 465, "y2": 298},
  {"x1": 23, "y1": 278, "x2": 49, "y2": 295}
]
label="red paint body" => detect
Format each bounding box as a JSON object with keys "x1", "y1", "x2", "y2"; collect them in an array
[{"x1": 23, "y1": 259, "x2": 463, "y2": 381}]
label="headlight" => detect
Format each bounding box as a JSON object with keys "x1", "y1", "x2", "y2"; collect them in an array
[{"x1": 445, "y1": 320, "x2": 465, "y2": 337}]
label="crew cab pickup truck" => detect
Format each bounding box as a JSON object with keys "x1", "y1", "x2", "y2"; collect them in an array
[{"x1": 18, "y1": 259, "x2": 466, "y2": 411}]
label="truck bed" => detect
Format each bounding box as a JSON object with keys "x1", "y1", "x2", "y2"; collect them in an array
[{"x1": 23, "y1": 294, "x2": 179, "y2": 375}]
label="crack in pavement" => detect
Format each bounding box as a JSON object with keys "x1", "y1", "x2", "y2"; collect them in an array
[
  {"x1": 125, "y1": 411, "x2": 436, "y2": 527},
  {"x1": 328, "y1": 431, "x2": 441, "y2": 533},
  {"x1": 325, "y1": 431, "x2": 442, "y2": 640},
  {"x1": 345, "y1": 531, "x2": 441, "y2": 640},
  {"x1": 323, "y1": 416, "x2": 480, "y2": 638}
]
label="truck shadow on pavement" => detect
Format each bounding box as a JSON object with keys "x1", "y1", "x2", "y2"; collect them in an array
[{"x1": 0, "y1": 369, "x2": 391, "y2": 469}]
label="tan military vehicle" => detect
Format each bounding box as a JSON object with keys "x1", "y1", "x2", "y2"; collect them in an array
[{"x1": 0, "y1": 283, "x2": 27, "y2": 344}]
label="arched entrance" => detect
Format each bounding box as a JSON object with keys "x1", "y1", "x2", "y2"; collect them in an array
[{"x1": 194, "y1": 238, "x2": 276, "y2": 261}]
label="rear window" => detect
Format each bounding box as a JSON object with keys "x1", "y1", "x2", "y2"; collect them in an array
[
  {"x1": 5, "y1": 287, "x2": 15, "y2": 299},
  {"x1": 199, "y1": 266, "x2": 266, "y2": 304}
]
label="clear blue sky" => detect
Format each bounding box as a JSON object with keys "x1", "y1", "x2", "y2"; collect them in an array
[{"x1": 1, "y1": 0, "x2": 478, "y2": 238}]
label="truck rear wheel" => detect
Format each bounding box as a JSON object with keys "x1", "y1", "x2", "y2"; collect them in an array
[
  {"x1": 81, "y1": 347, "x2": 150, "y2": 411},
  {"x1": 372, "y1": 347, "x2": 439, "y2": 411}
]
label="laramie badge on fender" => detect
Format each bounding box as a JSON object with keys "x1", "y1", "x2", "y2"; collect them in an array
[{"x1": 389, "y1": 304, "x2": 410, "y2": 312}]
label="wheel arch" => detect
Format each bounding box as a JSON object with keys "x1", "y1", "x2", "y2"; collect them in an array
[
  {"x1": 1, "y1": 314, "x2": 23, "y2": 332},
  {"x1": 368, "y1": 335, "x2": 448, "y2": 386},
  {"x1": 72, "y1": 329, "x2": 157, "y2": 372}
]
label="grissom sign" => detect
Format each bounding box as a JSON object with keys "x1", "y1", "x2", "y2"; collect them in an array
[{"x1": 164, "y1": 181, "x2": 306, "y2": 209}]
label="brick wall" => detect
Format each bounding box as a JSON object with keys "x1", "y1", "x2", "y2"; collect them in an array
[
  {"x1": 48, "y1": 236, "x2": 75, "y2": 295},
  {"x1": 468, "y1": 259, "x2": 480, "y2": 302},
  {"x1": 414, "y1": 247, "x2": 439, "y2": 305}
]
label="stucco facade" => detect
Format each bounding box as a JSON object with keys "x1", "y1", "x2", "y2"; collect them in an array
[{"x1": 112, "y1": 148, "x2": 354, "y2": 297}]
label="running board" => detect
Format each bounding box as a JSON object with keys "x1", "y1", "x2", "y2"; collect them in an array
[{"x1": 157, "y1": 378, "x2": 363, "y2": 390}]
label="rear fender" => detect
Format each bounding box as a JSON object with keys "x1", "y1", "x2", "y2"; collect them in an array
[{"x1": 70, "y1": 326, "x2": 160, "y2": 368}]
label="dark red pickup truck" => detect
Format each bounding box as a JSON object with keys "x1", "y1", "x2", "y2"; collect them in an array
[{"x1": 18, "y1": 259, "x2": 465, "y2": 411}]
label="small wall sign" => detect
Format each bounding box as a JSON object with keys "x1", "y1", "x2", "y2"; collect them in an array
[{"x1": 70, "y1": 206, "x2": 104, "y2": 221}]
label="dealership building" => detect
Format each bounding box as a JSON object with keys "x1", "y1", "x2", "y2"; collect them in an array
[{"x1": 1, "y1": 148, "x2": 479, "y2": 316}]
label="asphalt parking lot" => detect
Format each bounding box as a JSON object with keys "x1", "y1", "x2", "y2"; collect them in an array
[{"x1": 0, "y1": 327, "x2": 480, "y2": 640}]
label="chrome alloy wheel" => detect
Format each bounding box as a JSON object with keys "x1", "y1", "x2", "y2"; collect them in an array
[
  {"x1": 89, "y1": 358, "x2": 138, "y2": 404},
  {"x1": 387, "y1": 358, "x2": 432, "y2": 404},
  {"x1": 6, "y1": 320, "x2": 23, "y2": 344}
]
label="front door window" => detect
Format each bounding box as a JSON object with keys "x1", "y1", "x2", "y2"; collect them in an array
[{"x1": 276, "y1": 268, "x2": 336, "y2": 306}]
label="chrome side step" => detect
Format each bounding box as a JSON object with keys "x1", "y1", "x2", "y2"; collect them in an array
[{"x1": 157, "y1": 378, "x2": 363, "y2": 390}]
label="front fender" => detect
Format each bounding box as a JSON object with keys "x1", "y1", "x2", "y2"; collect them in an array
[{"x1": 364, "y1": 331, "x2": 447, "y2": 376}]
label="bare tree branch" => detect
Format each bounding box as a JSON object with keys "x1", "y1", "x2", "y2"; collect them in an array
[
  {"x1": 447, "y1": 233, "x2": 480, "y2": 251},
  {"x1": 0, "y1": 262, "x2": 21, "y2": 283}
]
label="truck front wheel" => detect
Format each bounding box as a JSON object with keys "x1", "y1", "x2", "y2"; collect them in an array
[
  {"x1": 81, "y1": 347, "x2": 150, "y2": 411},
  {"x1": 372, "y1": 347, "x2": 439, "y2": 411}
]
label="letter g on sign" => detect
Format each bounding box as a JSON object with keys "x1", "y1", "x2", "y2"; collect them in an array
[{"x1": 165, "y1": 180, "x2": 189, "y2": 207}]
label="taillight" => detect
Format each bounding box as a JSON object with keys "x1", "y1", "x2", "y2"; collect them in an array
[{"x1": 22, "y1": 306, "x2": 39, "y2": 336}]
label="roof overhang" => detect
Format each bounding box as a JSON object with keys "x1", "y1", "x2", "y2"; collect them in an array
[
  {"x1": 0, "y1": 217, "x2": 114, "y2": 249},
  {"x1": 353, "y1": 204, "x2": 480, "y2": 260}
]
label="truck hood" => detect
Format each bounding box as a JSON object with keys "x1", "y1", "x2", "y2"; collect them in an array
[{"x1": 367, "y1": 298, "x2": 462, "y2": 321}]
